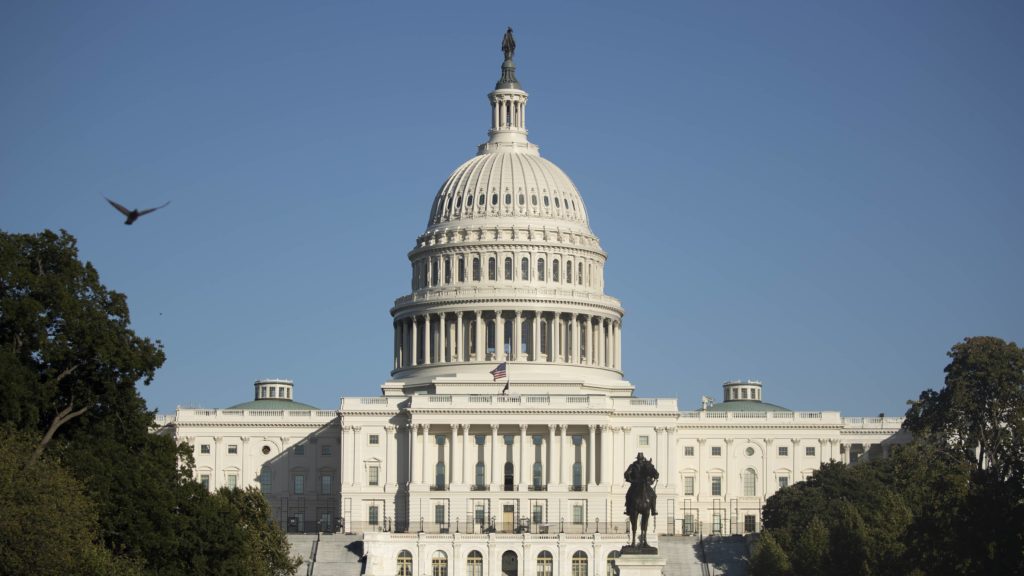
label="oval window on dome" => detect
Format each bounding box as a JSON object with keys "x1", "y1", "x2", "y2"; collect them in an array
[
  {"x1": 456, "y1": 196, "x2": 462, "y2": 208},
  {"x1": 554, "y1": 197, "x2": 560, "y2": 208},
  {"x1": 478, "y1": 194, "x2": 484, "y2": 206},
  {"x1": 544, "y1": 197, "x2": 550, "y2": 206},
  {"x1": 518, "y1": 194, "x2": 525, "y2": 205},
  {"x1": 504, "y1": 193, "x2": 511, "y2": 205},
  {"x1": 467, "y1": 195, "x2": 474, "y2": 207},
  {"x1": 491, "y1": 194, "x2": 498, "y2": 206},
  {"x1": 531, "y1": 195, "x2": 537, "y2": 206}
]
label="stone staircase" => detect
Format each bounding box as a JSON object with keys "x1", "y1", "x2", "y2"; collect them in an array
[
  {"x1": 286, "y1": 533, "x2": 364, "y2": 576},
  {"x1": 659, "y1": 535, "x2": 708, "y2": 576}
]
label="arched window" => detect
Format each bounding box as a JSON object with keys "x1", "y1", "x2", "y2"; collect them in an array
[
  {"x1": 578, "y1": 262, "x2": 583, "y2": 284},
  {"x1": 431, "y1": 259, "x2": 439, "y2": 287},
  {"x1": 504, "y1": 257, "x2": 513, "y2": 280},
  {"x1": 607, "y1": 551, "x2": 621, "y2": 576},
  {"x1": 467, "y1": 551, "x2": 483, "y2": 576},
  {"x1": 533, "y1": 461, "x2": 543, "y2": 487},
  {"x1": 566, "y1": 261, "x2": 573, "y2": 284},
  {"x1": 486, "y1": 320, "x2": 496, "y2": 355},
  {"x1": 537, "y1": 551, "x2": 553, "y2": 576},
  {"x1": 572, "y1": 551, "x2": 588, "y2": 576},
  {"x1": 501, "y1": 551, "x2": 518, "y2": 576},
  {"x1": 458, "y1": 257, "x2": 465, "y2": 282},
  {"x1": 521, "y1": 257, "x2": 530, "y2": 280},
  {"x1": 488, "y1": 257, "x2": 496, "y2": 281},
  {"x1": 444, "y1": 257, "x2": 452, "y2": 284},
  {"x1": 435, "y1": 462, "x2": 446, "y2": 489},
  {"x1": 473, "y1": 258, "x2": 481, "y2": 281},
  {"x1": 537, "y1": 258, "x2": 545, "y2": 281},
  {"x1": 432, "y1": 551, "x2": 448, "y2": 576},
  {"x1": 475, "y1": 462, "x2": 486, "y2": 487},
  {"x1": 397, "y1": 550, "x2": 413, "y2": 576},
  {"x1": 539, "y1": 320, "x2": 548, "y2": 354},
  {"x1": 743, "y1": 468, "x2": 757, "y2": 497},
  {"x1": 552, "y1": 259, "x2": 560, "y2": 282}
]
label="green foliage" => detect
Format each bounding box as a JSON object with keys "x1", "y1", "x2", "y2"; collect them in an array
[
  {"x1": 0, "y1": 427, "x2": 142, "y2": 576},
  {"x1": 0, "y1": 229, "x2": 299, "y2": 576},
  {"x1": 749, "y1": 530, "x2": 792, "y2": 576}
]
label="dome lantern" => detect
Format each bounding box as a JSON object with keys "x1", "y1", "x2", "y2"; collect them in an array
[{"x1": 479, "y1": 27, "x2": 537, "y2": 156}]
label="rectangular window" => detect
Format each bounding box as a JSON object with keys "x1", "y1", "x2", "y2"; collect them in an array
[
  {"x1": 744, "y1": 515, "x2": 756, "y2": 533},
  {"x1": 684, "y1": 446, "x2": 694, "y2": 457},
  {"x1": 639, "y1": 435, "x2": 649, "y2": 446},
  {"x1": 683, "y1": 514, "x2": 695, "y2": 535},
  {"x1": 532, "y1": 503, "x2": 543, "y2": 524},
  {"x1": 200, "y1": 474, "x2": 210, "y2": 490},
  {"x1": 474, "y1": 504, "x2": 485, "y2": 526},
  {"x1": 572, "y1": 504, "x2": 584, "y2": 524},
  {"x1": 434, "y1": 504, "x2": 446, "y2": 525},
  {"x1": 369, "y1": 434, "x2": 380, "y2": 445},
  {"x1": 322, "y1": 445, "x2": 331, "y2": 456},
  {"x1": 712, "y1": 513, "x2": 723, "y2": 534},
  {"x1": 684, "y1": 476, "x2": 695, "y2": 496},
  {"x1": 227, "y1": 444, "x2": 238, "y2": 454},
  {"x1": 711, "y1": 476, "x2": 722, "y2": 496},
  {"x1": 778, "y1": 446, "x2": 788, "y2": 457},
  {"x1": 368, "y1": 465, "x2": 379, "y2": 486},
  {"x1": 368, "y1": 505, "x2": 379, "y2": 526},
  {"x1": 778, "y1": 476, "x2": 789, "y2": 489},
  {"x1": 200, "y1": 444, "x2": 210, "y2": 454},
  {"x1": 294, "y1": 474, "x2": 304, "y2": 495},
  {"x1": 458, "y1": 257, "x2": 465, "y2": 282},
  {"x1": 227, "y1": 474, "x2": 237, "y2": 489},
  {"x1": 321, "y1": 474, "x2": 332, "y2": 495},
  {"x1": 259, "y1": 469, "x2": 272, "y2": 493},
  {"x1": 711, "y1": 446, "x2": 722, "y2": 456},
  {"x1": 806, "y1": 446, "x2": 816, "y2": 456},
  {"x1": 295, "y1": 445, "x2": 305, "y2": 456}
]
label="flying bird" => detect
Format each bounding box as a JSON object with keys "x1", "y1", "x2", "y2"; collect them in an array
[{"x1": 105, "y1": 197, "x2": 170, "y2": 225}]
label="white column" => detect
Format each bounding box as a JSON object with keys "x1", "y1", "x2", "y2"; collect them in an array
[
  {"x1": 513, "y1": 310, "x2": 522, "y2": 361},
  {"x1": 599, "y1": 425, "x2": 610, "y2": 487},
  {"x1": 475, "y1": 311, "x2": 484, "y2": 361},
  {"x1": 423, "y1": 314, "x2": 432, "y2": 365},
  {"x1": 352, "y1": 426, "x2": 361, "y2": 487},
  {"x1": 519, "y1": 424, "x2": 528, "y2": 488},
  {"x1": 666, "y1": 426, "x2": 677, "y2": 489},
  {"x1": 456, "y1": 311, "x2": 464, "y2": 362},
  {"x1": 587, "y1": 424, "x2": 596, "y2": 486},
  {"x1": 449, "y1": 424, "x2": 457, "y2": 486},
  {"x1": 532, "y1": 311, "x2": 541, "y2": 361},
  {"x1": 410, "y1": 424, "x2": 420, "y2": 484},
  {"x1": 496, "y1": 312, "x2": 505, "y2": 361},
  {"x1": 411, "y1": 317, "x2": 419, "y2": 367},
  {"x1": 385, "y1": 425, "x2": 395, "y2": 488},
  {"x1": 421, "y1": 423, "x2": 430, "y2": 486},
  {"x1": 559, "y1": 425, "x2": 568, "y2": 486},
  {"x1": 393, "y1": 322, "x2": 399, "y2": 369},
  {"x1": 547, "y1": 424, "x2": 556, "y2": 486},
  {"x1": 438, "y1": 313, "x2": 446, "y2": 363},
  {"x1": 462, "y1": 425, "x2": 470, "y2": 485},
  {"x1": 490, "y1": 424, "x2": 500, "y2": 488}
]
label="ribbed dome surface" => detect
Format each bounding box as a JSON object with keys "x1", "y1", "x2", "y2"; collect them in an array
[{"x1": 427, "y1": 152, "x2": 590, "y2": 231}]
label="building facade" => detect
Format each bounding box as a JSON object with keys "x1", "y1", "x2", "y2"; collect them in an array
[{"x1": 158, "y1": 34, "x2": 907, "y2": 576}]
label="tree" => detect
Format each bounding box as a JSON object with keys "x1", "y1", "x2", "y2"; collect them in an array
[
  {"x1": 0, "y1": 229, "x2": 165, "y2": 459},
  {"x1": 0, "y1": 426, "x2": 141, "y2": 576},
  {"x1": 749, "y1": 530, "x2": 792, "y2": 576},
  {"x1": 904, "y1": 336, "x2": 1024, "y2": 482}
]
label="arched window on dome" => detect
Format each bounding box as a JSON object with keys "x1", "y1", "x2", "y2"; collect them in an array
[
  {"x1": 504, "y1": 257, "x2": 513, "y2": 281},
  {"x1": 458, "y1": 257, "x2": 465, "y2": 282},
  {"x1": 537, "y1": 258, "x2": 545, "y2": 281},
  {"x1": 566, "y1": 261, "x2": 573, "y2": 284},
  {"x1": 444, "y1": 257, "x2": 452, "y2": 284},
  {"x1": 572, "y1": 551, "x2": 588, "y2": 576},
  {"x1": 486, "y1": 320, "x2": 496, "y2": 356},
  {"x1": 539, "y1": 320, "x2": 548, "y2": 355},
  {"x1": 588, "y1": 264, "x2": 592, "y2": 287},
  {"x1": 552, "y1": 259, "x2": 560, "y2": 282},
  {"x1": 488, "y1": 257, "x2": 496, "y2": 281},
  {"x1": 473, "y1": 258, "x2": 481, "y2": 281},
  {"x1": 431, "y1": 259, "x2": 439, "y2": 287},
  {"x1": 578, "y1": 262, "x2": 583, "y2": 285},
  {"x1": 521, "y1": 257, "x2": 530, "y2": 281},
  {"x1": 397, "y1": 550, "x2": 413, "y2": 576}
]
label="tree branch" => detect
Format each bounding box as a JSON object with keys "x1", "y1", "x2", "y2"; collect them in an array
[{"x1": 31, "y1": 402, "x2": 91, "y2": 463}]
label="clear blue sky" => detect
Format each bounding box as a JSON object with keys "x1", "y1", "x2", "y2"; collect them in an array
[{"x1": 2, "y1": 1, "x2": 1021, "y2": 417}]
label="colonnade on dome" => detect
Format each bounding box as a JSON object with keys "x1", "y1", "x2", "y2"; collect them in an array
[{"x1": 392, "y1": 310, "x2": 621, "y2": 372}]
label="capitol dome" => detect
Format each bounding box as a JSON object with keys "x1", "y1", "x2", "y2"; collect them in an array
[{"x1": 387, "y1": 31, "x2": 629, "y2": 395}]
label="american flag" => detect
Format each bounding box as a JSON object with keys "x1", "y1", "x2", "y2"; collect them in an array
[{"x1": 489, "y1": 362, "x2": 507, "y2": 381}]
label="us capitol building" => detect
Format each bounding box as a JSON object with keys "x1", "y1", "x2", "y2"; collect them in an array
[{"x1": 158, "y1": 32, "x2": 907, "y2": 576}]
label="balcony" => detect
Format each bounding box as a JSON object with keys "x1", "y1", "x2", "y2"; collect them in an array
[
  {"x1": 569, "y1": 485, "x2": 587, "y2": 492},
  {"x1": 429, "y1": 484, "x2": 448, "y2": 491},
  {"x1": 470, "y1": 484, "x2": 489, "y2": 491},
  {"x1": 528, "y1": 484, "x2": 548, "y2": 491}
]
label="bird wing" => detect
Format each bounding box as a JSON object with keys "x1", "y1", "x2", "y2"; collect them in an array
[
  {"x1": 105, "y1": 197, "x2": 132, "y2": 216},
  {"x1": 136, "y1": 201, "x2": 171, "y2": 216}
]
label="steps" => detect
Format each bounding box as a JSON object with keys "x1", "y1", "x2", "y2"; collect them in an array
[
  {"x1": 286, "y1": 533, "x2": 364, "y2": 576},
  {"x1": 659, "y1": 535, "x2": 707, "y2": 576}
]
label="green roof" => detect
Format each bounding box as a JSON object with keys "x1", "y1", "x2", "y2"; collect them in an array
[
  {"x1": 226, "y1": 399, "x2": 321, "y2": 411},
  {"x1": 705, "y1": 400, "x2": 791, "y2": 413}
]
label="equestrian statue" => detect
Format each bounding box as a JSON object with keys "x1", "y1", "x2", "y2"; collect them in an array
[{"x1": 623, "y1": 452, "x2": 659, "y2": 552}]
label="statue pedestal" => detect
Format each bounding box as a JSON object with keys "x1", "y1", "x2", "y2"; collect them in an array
[{"x1": 615, "y1": 552, "x2": 666, "y2": 576}]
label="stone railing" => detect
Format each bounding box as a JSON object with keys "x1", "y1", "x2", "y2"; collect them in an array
[
  {"x1": 677, "y1": 411, "x2": 844, "y2": 424},
  {"x1": 174, "y1": 408, "x2": 337, "y2": 422},
  {"x1": 841, "y1": 416, "x2": 905, "y2": 429}
]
